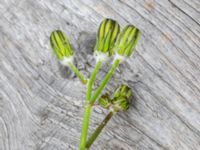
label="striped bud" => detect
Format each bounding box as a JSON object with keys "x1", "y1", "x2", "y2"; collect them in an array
[
  {"x1": 114, "y1": 25, "x2": 141, "y2": 58},
  {"x1": 98, "y1": 93, "x2": 111, "y2": 109},
  {"x1": 94, "y1": 18, "x2": 120, "y2": 57},
  {"x1": 111, "y1": 85, "x2": 132, "y2": 112},
  {"x1": 50, "y1": 30, "x2": 73, "y2": 62}
]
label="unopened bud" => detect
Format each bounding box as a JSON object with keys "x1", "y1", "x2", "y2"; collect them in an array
[
  {"x1": 50, "y1": 30, "x2": 73, "y2": 65},
  {"x1": 114, "y1": 25, "x2": 140, "y2": 58},
  {"x1": 94, "y1": 18, "x2": 120, "y2": 60}
]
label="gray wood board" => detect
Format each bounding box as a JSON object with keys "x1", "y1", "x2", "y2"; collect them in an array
[{"x1": 0, "y1": 0, "x2": 200, "y2": 150}]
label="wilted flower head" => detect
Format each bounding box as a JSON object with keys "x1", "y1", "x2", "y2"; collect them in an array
[
  {"x1": 94, "y1": 18, "x2": 120, "y2": 59},
  {"x1": 111, "y1": 85, "x2": 132, "y2": 112},
  {"x1": 114, "y1": 25, "x2": 140, "y2": 58},
  {"x1": 112, "y1": 84, "x2": 132, "y2": 100},
  {"x1": 50, "y1": 30, "x2": 73, "y2": 65},
  {"x1": 98, "y1": 85, "x2": 132, "y2": 112},
  {"x1": 98, "y1": 93, "x2": 111, "y2": 109}
]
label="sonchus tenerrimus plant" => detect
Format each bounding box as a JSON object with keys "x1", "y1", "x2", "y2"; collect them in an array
[{"x1": 49, "y1": 18, "x2": 141, "y2": 150}]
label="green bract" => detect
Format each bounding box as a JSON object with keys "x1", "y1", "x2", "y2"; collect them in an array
[
  {"x1": 114, "y1": 25, "x2": 141, "y2": 57},
  {"x1": 50, "y1": 30, "x2": 73, "y2": 61},
  {"x1": 94, "y1": 18, "x2": 120, "y2": 56}
]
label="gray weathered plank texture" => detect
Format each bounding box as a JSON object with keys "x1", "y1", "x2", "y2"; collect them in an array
[{"x1": 1, "y1": 0, "x2": 200, "y2": 150}]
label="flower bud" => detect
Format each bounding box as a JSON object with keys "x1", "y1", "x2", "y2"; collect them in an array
[
  {"x1": 98, "y1": 93, "x2": 111, "y2": 109},
  {"x1": 114, "y1": 25, "x2": 141, "y2": 58},
  {"x1": 50, "y1": 30, "x2": 73, "y2": 65},
  {"x1": 111, "y1": 85, "x2": 132, "y2": 112},
  {"x1": 94, "y1": 18, "x2": 120, "y2": 59}
]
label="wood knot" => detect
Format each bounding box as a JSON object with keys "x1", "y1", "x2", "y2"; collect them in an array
[{"x1": 144, "y1": 0, "x2": 155, "y2": 11}]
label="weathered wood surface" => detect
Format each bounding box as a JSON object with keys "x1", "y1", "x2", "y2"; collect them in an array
[{"x1": 1, "y1": 0, "x2": 200, "y2": 149}]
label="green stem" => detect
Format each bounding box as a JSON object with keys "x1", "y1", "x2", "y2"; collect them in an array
[
  {"x1": 79, "y1": 104, "x2": 92, "y2": 150},
  {"x1": 68, "y1": 63, "x2": 87, "y2": 84},
  {"x1": 86, "y1": 61, "x2": 102, "y2": 101},
  {"x1": 79, "y1": 59, "x2": 120, "y2": 149},
  {"x1": 86, "y1": 111, "x2": 113, "y2": 149},
  {"x1": 79, "y1": 61, "x2": 102, "y2": 150},
  {"x1": 90, "y1": 59, "x2": 120, "y2": 104}
]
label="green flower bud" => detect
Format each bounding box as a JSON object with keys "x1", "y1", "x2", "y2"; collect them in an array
[
  {"x1": 111, "y1": 85, "x2": 132, "y2": 112},
  {"x1": 98, "y1": 93, "x2": 111, "y2": 109},
  {"x1": 50, "y1": 30, "x2": 73, "y2": 65},
  {"x1": 94, "y1": 18, "x2": 120, "y2": 58},
  {"x1": 114, "y1": 25, "x2": 141, "y2": 58}
]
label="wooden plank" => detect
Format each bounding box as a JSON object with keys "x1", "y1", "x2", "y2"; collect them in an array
[{"x1": 0, "y1": 0, "x2": 200, "y2": 149}]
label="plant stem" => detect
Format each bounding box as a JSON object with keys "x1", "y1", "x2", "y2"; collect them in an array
[
  {"x1": 79, "y1": 61, "x2": 102, "y2": 150},
  {"x1": 79, "y1": 104, "x2": 92, "y2": 150},
  {"x1": 68, "y1": 63, "x2": 87, "y2": 84},
  {"x1": 79, "y1": 59, "x2": 120, "y2": 150},
  {"x1": 86, "y1": 61, "x2": 102, "y2": 101},
  {"x1": 90, "y1": 59, "x2": 120, "y2": 104},
  {"x1": 86, "y1": 111, "x2": 113, "y2": 149}
]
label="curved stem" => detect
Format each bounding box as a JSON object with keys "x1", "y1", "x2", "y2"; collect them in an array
[
  {"x1": 79, "y1": 61, "x2": 102, "y2": 149},
  {"x1": 90, "y1": 59, "x2": 120, "y2": 104},
  {"x1": 68, "y1": 63, "x2": 87, "y2": 84},
  {"x1": 86, "y1": 61, "x2": 102, "y2": 101},
  {"x1": 86, "y1": 112, "x2": 113, "y2": 149},
  {"x1": 79, "y1": 59, "x2": 120, "y2": 150},
  {"x1": 79, "y1": 104, "x2": 92, "y2": 150}
]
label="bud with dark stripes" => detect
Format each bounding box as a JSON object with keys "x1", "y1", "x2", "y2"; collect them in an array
[
  {"x1": 94, "y1": 18, "x2": 120, "y2": 61},
  {"x1": 50, "y1": 30, "x2": 73, "y2": 65},
  {"x1": 114, "y1": 25, "x2": 141, "y2": 59}
]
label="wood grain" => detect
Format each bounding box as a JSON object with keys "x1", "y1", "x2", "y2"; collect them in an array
[{"x1": 0, "y1": 0, "x2": 200, "y2": 149}]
